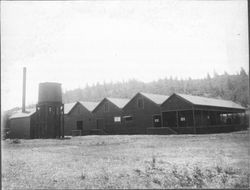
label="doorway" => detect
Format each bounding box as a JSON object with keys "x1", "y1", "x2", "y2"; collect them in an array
[
  {"x1": 97, "y1": 118, "x2": 105, "y2": 129},
  {"x1": 76, "y1": 120, "x2": 83, "y2": 130}
]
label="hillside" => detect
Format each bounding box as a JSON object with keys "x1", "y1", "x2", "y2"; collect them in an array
[{"x1": 63, "y1": 68, "x2": 249, "y2": 107}]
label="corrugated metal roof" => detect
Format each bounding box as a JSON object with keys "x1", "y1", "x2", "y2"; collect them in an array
[
  {"x1": 9, "y1": 108, "x2": 36, "y2": 119},
  {"x1": 106, "y1": 97, "x2": 130, "y2": 109},
  {"x1": 64, "y1": 102, "x2": 77, "y2": 114},
  {"x1": 140, "y1": 92, "x2": 169, "y2": 105},
  {"x1": 176, "y1": 93, "x2": 245, "y2": 110},
  {"x1": 79, "y1": 101, "x2": 99, "y2": 112}
]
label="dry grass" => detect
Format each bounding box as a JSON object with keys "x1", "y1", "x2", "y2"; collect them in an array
[{"x1": 2, "y1": 130, "x2": 250, "y2": 189}]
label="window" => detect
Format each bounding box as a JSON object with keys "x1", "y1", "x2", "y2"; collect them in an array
[
  {"x1": 154, "y1": 118, "x2": 160, "y2": 122},
  {"x1": 123, "y1": 116, "x2": 133, "y2": 122},
  {"x1": 114, "y1": 116, "x2": 121, "y2": 123},
  {"x1": 137, "y1": 98, "x2": 144, "y2": 109},
  {"x1": 180, "y1": 117, "x2": 185, "y2": 121},
  {"x1": 49, "y1": 107, "x2": 52, "y2": 112},
  {"x1": 104, "y1": 102, "x2": 109, "y2": 112},
  {"x1": 77, "y1": 107, "x2": 81, "y2": 114}
]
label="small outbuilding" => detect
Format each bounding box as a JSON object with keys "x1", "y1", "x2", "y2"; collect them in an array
[
  {"x1": 8, "y1": 109, "x2": 36, "y2": 139},
  {"x1": 64, "y1": 101, "x2": 99, "y2": 136},
  {"x1": 123, "y1": 92, "x2": 169, "y2": 134},
  {"x1": 161, "y1": 93, "x2": 246, "y2": 134},
  {"x1": 92, "y1": 97, "x2": 130, "y2": 134}
]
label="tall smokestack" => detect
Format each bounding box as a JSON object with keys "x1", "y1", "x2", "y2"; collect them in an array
[{"x1": 22, "y1": 67, "x2": 26, "y2": 113}]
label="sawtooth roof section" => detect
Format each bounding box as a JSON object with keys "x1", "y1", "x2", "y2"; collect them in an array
[
  {"x1": 9, "y1": 108, "x2": 36, "y2": 119},
  {"x1": 140, "y1": 92, "x2": 169, "y2": 105},
  {"x1": 64, "y1": 102, "x2": 77, "y2": 114},
  {"x1": 106, "y1": 97, "x2": 130, "y2": 109},
  {"x1": 176, "y1": 93, "x2": 245, "y2": 110},
  {"x1": 79, "y1": 101, "x2": 99, "y2": 112}
]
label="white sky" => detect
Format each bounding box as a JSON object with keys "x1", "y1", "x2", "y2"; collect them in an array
[{"x1": 1, "y1": 0, "x2": 248, "y2": 111}]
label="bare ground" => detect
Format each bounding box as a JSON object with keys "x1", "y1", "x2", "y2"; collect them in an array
[{"x1": 2, "y1": 130, "x2": 250, "y2": 189}]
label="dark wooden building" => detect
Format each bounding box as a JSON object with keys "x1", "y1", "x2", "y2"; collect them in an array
[
  {"x1": 8, "y1": 108, "x2": 36, "y2": 139},
  {"x1": 64, "y1": 101, "x2": 98, "y2": 136},
  {"x1": 92, "y1": 97, "x2": 130, "y2": 134},
  {"x1": 161, "y1": 93, "x2": 246, "y2": 134},
  {"x1": 123, "y1": 92, "x2": 169, "y2": 134}
]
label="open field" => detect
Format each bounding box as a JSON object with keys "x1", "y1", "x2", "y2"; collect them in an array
[{"x1": 2, "y1": 130, "x2": 250, "y2": 189}]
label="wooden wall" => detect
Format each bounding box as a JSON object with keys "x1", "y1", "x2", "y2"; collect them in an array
[
  {"x1": 64, "y1": 103, "x2": 95, "y2": 136},
  {"x1": 93, "y1": 99, "x2": 124, "y2": 134},
  {"x1": 123, "y1": 93, "x2": 161, "y2": 134},
  {"x1": 161, "y1": 94, "x2": 193, "y2": 111},
  {"x1": 9, "y1": 117, "x2": 31, "y2": 139}
]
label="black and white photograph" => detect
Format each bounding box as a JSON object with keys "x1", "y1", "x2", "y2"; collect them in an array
[{"x1": 1, "y1": 0, "x2": 249, "y2": 189}]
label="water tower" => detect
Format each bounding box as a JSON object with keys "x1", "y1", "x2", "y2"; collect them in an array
[{"x1": 35, "y1": 82, "x2": 64, "y2": 138}]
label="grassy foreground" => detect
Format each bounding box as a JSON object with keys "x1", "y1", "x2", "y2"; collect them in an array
[{"x1": 2, "y1": 130, "x2": 250, "y2": 189}]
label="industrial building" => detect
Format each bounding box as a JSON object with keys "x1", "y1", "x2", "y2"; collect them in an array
[
  {"x1": 7, "y1": 68, "x2": 65, "y2": 139},
  {"x1": 64, "y1": 101, "x2": 99, "y2": 136},
  {"x1": 10, "y1": 82, "x2": 65, "y2": 139},
  {"x1": 6, "y1": 67, "x2": 247, "y2": 138},
  {"x1": 8, "y1": 109, "x2": 36, "y2": 139},
  {"x1": 92, "y1": 97, "x2": 130, "y2": 134},
  {"x1": 160, "y1": 93, "x2": 246, "y2": 134},
  {"x1": 122, "y1": 92, "x2": 169, "y2": 134}
]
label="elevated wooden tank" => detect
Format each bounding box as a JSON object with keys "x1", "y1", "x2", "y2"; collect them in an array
[{"x1": 34, "y1": 82, "x2": 64, "y2": 138}]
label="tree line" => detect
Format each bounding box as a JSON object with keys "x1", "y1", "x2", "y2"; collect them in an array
[{"x1": 63, "y1": 68, "x2": 249, "y2": 107}]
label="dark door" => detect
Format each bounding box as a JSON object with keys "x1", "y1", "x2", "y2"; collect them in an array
[
  {"x1": 162, "y1": 112, "x2": 177, "y2": 127},
  {"x1": 153, "y1": 115, "x2": 162, "y2": 128},
  {"x1": 76, "y1": 121, "x2": 83, "y2": 130},
  {"x1": 97, "y1": 119, "x2": 105, "y2": 129}
]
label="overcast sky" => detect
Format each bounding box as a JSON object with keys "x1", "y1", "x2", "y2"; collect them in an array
[{"x1": 1, "y1": 0, "x2": 248, "y2": 111}]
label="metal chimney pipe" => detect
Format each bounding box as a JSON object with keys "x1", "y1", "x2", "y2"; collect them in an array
[{"x1": 22, "y1": 67, "x2": 26, "y2": 113}]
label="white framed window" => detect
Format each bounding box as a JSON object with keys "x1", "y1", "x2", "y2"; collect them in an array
[
  {"x1": 180, "y1": 117, "x2": 185, "y2": 121},
  {"x1": 114, "y1": 116, "x2": 121, "y2": 123},
  {"x1": 154, "y1": 118, "x2": 160, "y2": 122}
]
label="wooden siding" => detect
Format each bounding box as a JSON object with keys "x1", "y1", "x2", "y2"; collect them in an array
[
  {"x1": 161, "y1": 94, "x2": 193, "y2": 111},
  {"x1": 93, "y1": 99, "x2": 124, "y2": 134},
  {"x1": 9, "y1": 117, "x2": 31, "y2": 139},
  {"x1": 123, "y1": 93, "x2": 161, "y2": 134},
  {"x1": 64, "y1": 103, "x2": 95, "y2": 136},
  {"x1": 194, "y1": 105, "x2": 246, "y2": 113}
]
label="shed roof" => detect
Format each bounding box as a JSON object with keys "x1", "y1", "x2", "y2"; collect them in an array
[
  {"x1": 106, "y1": 97, "x2": 130, "y2": 109},
  {"x1": 140, "y1": 92, "x2": 169, "y2": 105},
  {"x1": 64, "y1": 102, "x2": 77, "y2": 114},
  {"x1": 175, "y1": 93, "x2": 245, "y2": 110},
  {"x1": 9, "y1": 108, "x2": 36, "y2": 119},
  {"x1": 79, "y1": 101, "x2": 99, "y2": 111}
]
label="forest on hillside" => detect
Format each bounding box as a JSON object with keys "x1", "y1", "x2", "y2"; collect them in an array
[{"x1": 63, "y1": 68, "x2": 249, "y2": 107}]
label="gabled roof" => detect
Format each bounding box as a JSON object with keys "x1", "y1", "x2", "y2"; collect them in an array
[
  {"x1": 140, "y1": 92, "x2": 169, "y2": 105},
  {"x1": 106, "y1": 98, "x2": 130, "y2": 109},
  {"x1": 9, "y1": 108, "x2": 36, "y2": 119},
  {"x1": 79, "y1": 101, "x2": 99, "y2": 112},
  {"x1": 64, "y1": 102, "x2": 77, "y2": 114},
  {"x1": 175, "y1": 93, "x2": 245, "y2": 110}
]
